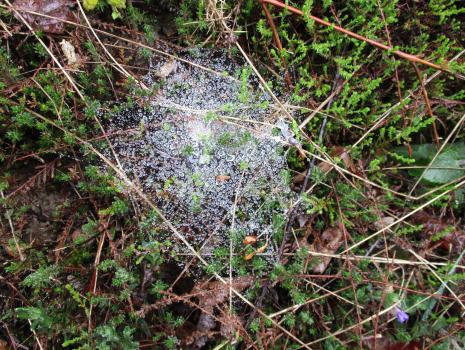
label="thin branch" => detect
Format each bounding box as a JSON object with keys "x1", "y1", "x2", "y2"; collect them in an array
[
  {"x1": 3, "y1": 99, "x2": 314, "y2": 350},
  {"x1": 411, "y1": 62, "x2": 440, "y2": 145},
  {"x1": 259, "y1": 1, "x2": 292, "y2": 87},
  {"x1": 262, "y1": 0, "x2": 462, "y2": 76},
  {"x1": 1, "y1": 191, "x2": 25, "y2": 261}
]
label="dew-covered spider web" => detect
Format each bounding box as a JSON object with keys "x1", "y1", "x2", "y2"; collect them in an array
[{"x1": 101, "y1": 49, "x2": 296, "y2": 270}]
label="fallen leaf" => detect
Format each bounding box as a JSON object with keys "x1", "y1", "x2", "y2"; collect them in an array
[
  {"x1": 318, "y1": 160, "x2": 333, "y2": 173},
  {"x1": 216, "y1": 175, "x2": 231, "y2": 182},
  {"x1": 363, "y1": 337, "x2": 421, "y2": 350},
  {"x1": 309, "y1": 225, "x2": 344, "y2": 273},
  {"x1": 256, "y1": 242, "x2": 268, "y2": 253},
  {"x1": 412, "y1": 211, "x2": 465, "y2": 252},
  {"x1": 243, "y1": 235, "x2": 257, "y2": 245},
  {"x1": 60, "y1": 39, "x2": 78, "y2": 65},
  {"x1": 192, "y1": 276, "x2": 253, "y2": 312},
  {"x1": 13, "y1": 0, "x2": 74, "y2": 33},
  {"x1": 244, "y1": 252, "x2": 255, "y2": 261},
  {"x1": 373, "y1": 216, "x2": 395, "y2": 231},
  {"x1": 189, "y1": 277, "x2": 252, "y2": 347},
  {"x1": 154, "y1": 60, "x2": 177, "y2": 78},
  {"x1": 318, "y1": 147, "x2": 357, "y2": 174}
]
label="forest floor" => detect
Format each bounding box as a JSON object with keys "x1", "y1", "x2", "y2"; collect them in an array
[{"x1": 1, "y1": 0, "x2": 465, "y2": 349}]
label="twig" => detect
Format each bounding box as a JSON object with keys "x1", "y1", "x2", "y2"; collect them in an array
[
  {"x1": 299, "y1": 87, "x2": 340, "y2": 129},
  {"x1": 229, "y1": 172, "x2": 244, "y2": 314},
  {"x1": 246, "y1": 70, "x2": 340, "y2": 329},
  {"x1": 280, "y1": 71, "x2": 340, "y2": 257},
  {"x1": 4, "y1": 100, "x2": 313, "y2": 350},
  {"x1": 351, "y1": 49, "x2": 465, "y2": 149},
  {"x1": 409, "y1": 249, "x2": 465, "y2": 317},
  {"x1": 5, "y1": 1, "x2": 126, "y2": 178},
  {"x1": 0, "y1": 17, "x2": 12, "y2": 36},
  {"x1": 408, "y1": 111, "x2": 465, "y2": 195},
  {"x1": 376, "y1": 0, "x2": 410, "y2": 156},
  {"x1": 411, "y1": 62, "x2": 440, "y2": 145},
  {"x1": 259, "y1": 1, "x2": 292, "y2": 87},
  {"x1": 75, "y1": 0, "x2": 148, "y2": 90},
  {"x1": 1, "y1": 191, "x2": 25, "y2": 261},
  {"x1": 1, "y1": 4, "x2": 243, "y2": 82},
  {"x1": 87, "y1": 225, "x2": 107, "y2": 331},
  {"x1": 268, "y1": 285, "x2": 353, "y2": 319},
  {"x1": 261, "y1": 0, "x2": 461, "y2": 76},
  {"x1": 4, "y1": 0, "x2": 86, "y2": 100},
  {"x1": 27, "y1": 320, "x2": 45, "y2": 350},
  {"x1": 341, "y1": 175, "x2": 465, "y2": 254}
]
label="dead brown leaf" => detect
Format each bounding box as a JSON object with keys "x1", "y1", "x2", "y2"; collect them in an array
[
  {"x1": 256, "y1": 242, "x2": 268, "y2": 253},
  {"x1": 215, "y1": 175, "x2": 231, "y2": 182},
  {"x1": 318, "y1": 147, "x2": 357, "y2": 174},
  {"x1": 190, "y1": 276, "x2": 253, "y2": 346},
  {"x1": 243, "y1": 235, "x2": 257, "y2": 245},
  {"x1": 12, "y1": 0, "x2": 73, "y2": 33},
  {"x1": 192, "y1": 276, "x2": 253, "y2": 312},
  {"x1": 308, "y1": 225, "x2": 344, "y2": 273},
  {"x1": 362, "y1": 336, "x2": 421, "y2": 350},
  {"x1": 412, "y1": 211, "x2": 465, "y2": 252},
  {"x1": 154, "y1": 60, "x2": 177, "y2": 78}
]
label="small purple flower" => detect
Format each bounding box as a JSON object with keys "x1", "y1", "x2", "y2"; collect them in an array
[{"x1": 394, "y1": 306, "x2": 409, "y2": 323}]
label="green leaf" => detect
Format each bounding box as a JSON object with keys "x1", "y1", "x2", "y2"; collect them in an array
[
  {"x1": 107, "y1": 0, "x2": 126, "y2": 10},
  {"x1": 423, "y1": 144, "x2": 465, "y2": 184},
  {"x1": 83, "y1": 0, "x2": 99, "y2": 11},
  {"x1": 392, "y1": 143, "x2": 465, "y2": 184}
]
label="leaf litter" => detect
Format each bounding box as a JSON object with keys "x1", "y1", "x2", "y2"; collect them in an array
[{"x1": 12, "y1": 0, "x2": 74, "y2": 33}]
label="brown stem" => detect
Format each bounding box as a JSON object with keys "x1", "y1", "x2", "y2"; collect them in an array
[
  {"x1": 262, "y1": 0, "x2": 448, "y2": 72},
  {"x1": 412, "y1": 62, "x2": 440, "y2": 145},
  {"x1": 260, "y1": 1, "x2": 293, "y2": 87}
]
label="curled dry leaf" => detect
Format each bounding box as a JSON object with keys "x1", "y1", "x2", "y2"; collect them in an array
[
  {"x1": 216, "y1": 175, "x2": 231, "y2": 182},
  {"x1": 154, "y1": 60, "x2": 177, "y2": 78},
  {"x1": 243, "y1": 235, "x2": 257, "y2": 245},
  {"x1": 412, "y1": 211, "x2": 465, "y2": 252},
  {"x1": 373, "y1": 216, "x2": 395, "y2": 231},
  {"x1": 256, "y1": 242, "x2": 268, "y2": 253},
  {"x1": 60, "y1": 39, "x2": 78, "y2": 65},
  {"x1": 310, "y1": 225, "x2": 344, "y2": 273},
  {"x1": 192, "y1": 276, "x2": 253, "y2": 312},
  {"x1": 244, "y1": 242, "x2": 267, "y2": 260},
  {"x1": 244, "y1": 251, "x2": 255, "y2": 261},
  {"x1": 190, "y1": 276, "x2": 253, "y2": 346},
  {"x1": 12, "y1": 0, "x2": 74, "y2": 33},
  {"x1": 318, "y1": 147, "x2": 356, "y2": 174}
]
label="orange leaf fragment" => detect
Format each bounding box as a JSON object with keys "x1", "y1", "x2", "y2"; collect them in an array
[
  {"x1": 243, "y1": 236, "x2": 257, "y2": 245},
  {"x1": 244, "y1": 252, "x2": 256, "y2": 261},
  {"x1": 256, "y1": 242, "x2": 268, "y2": 253},
  {"x1": 244, "y1": 242, "x2": 268, "y2": 261},
  {"x1": 216, "y1": 175, "x2": 231, "y2": 182}
]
